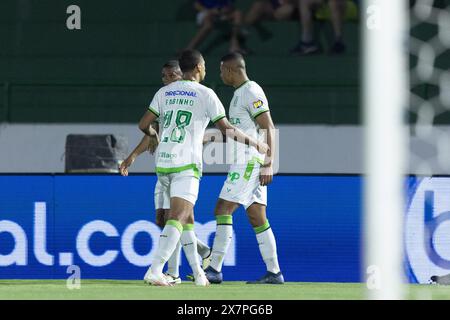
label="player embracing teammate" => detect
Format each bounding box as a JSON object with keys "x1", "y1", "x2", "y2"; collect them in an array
[
  {"x1": 124, "y1": 50, "x2": 283, "y2": 286},
  {"x1": 203, "y1": 52, "x2": 284, "y2": 284},
  {"x1": 137, "y1": 50, "x2": 270, "y2": 286},
  {"x1": 120, "y1": 60, "x2": 212, "y2": 285}
]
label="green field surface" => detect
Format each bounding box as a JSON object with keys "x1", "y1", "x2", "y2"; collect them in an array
[{"x1": 0, "y1": 280, "x2": 448, "y2": 300}]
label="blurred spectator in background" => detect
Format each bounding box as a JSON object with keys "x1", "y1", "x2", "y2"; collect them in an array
[
  {"x1": 291, "y1": 0, "x2": 357, "y2": 55},
  {"x1": 185, "y1": 0, "x2": 245, "y2": 53},
  {"x1": 244, "y1": 0, "x2": 297, "y2": 41}
]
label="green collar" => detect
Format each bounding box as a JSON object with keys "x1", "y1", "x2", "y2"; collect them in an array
[{"x1": 235, "y1": 80, "x2": 250, "y2": 91}]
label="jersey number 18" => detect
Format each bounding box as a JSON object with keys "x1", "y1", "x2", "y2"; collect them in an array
[{"x1": 162, "y1": 110, "x2": 192, "y2": 143}]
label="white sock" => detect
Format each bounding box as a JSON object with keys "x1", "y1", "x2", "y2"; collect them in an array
[
  {"x1": 196, "y1": 237, "x2": 211, "y2": 259},
  {"x1": 181, "y1": 225, "x2": 202, "y2": 276},
  {"x1": 150, "y1": 220, "x2": 182, "y2": 275},
  {"x1": 255, "y1": 220, "x2": 281, "y2": 274},
  {"x1": 210, "y1": 215, "x2": 233, "y2": 272},
  {"x1": 166, "y1": 240, "x2": 181, "y2": 278}
]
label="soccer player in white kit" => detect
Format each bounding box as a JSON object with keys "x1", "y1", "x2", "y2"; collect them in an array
[
  {"x1": 119, "y1": 60, "x2": 212, "y2": 285},
  {"x1": 204, "y1": 52, "x2": 284, "y2": 284},
  {"x1": 138, "y1": 50, "x2": 269, "y2": 286}
]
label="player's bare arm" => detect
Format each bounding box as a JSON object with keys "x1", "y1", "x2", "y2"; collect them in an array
[
  {"x1": 119, "y1": 135, "x2": 152, "y2": 176},
  {"x1": 148, "y1": 122, "x2": 160, "y2": 154},
  {"x1": 138, "y1": 110, "x2": 159, "y2": 137},
  {"x1": 119, "y1": 132, "x2": 159, "y2": 176},
  {"x1": 203, "y1": 128, "x2": 225, "y2": 145},
  {"x1": 214, "y1": 117, "x2": 270, "y2": 155},
  {"x1": 121, "y1": 122, "x2": 160, "y2": 176},
  {"x1": 255, "y1": 111, "x2": 276, "y2": 186}
]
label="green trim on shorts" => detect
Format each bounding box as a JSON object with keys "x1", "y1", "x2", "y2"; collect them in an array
[
  {"x1": 166, "y1": 220, "x2": 183, "y2": 234},
  {"x1": 183, "y1": 224, "x2": 194, "y2": 231},
  {"x1": 156, "y1": 164, "x2": 200, "y2": 179},
  {"x1": 216, "y1": 215, "x2": 233, "y2": 225},
  {"x1": 243, "y1": 156, "x2": 264, "y2": 181},
  {"x1": 148, "y1": 106, "x2": 160, "y2": 117},
  {"x1": 243, "y1": 160, "x2": 255, "y2": 181},
  {"x1": 254, "y1": 220, "x2": 270, "y2": 234}
]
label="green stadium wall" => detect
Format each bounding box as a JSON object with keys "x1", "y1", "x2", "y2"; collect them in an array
[{"x1": 0, "y1": 0, "x2": 361, "y2": 124}]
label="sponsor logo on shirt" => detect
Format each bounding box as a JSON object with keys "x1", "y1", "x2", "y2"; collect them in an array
[
  {"x1": 165, "y1": 90, "x2": 197, "y2": 97},
  {"x1": 232, "y1": 96, "x2": 238, "y2": 108},
  {"x1": 228, "y1": 172, "x2": 240, "y2": 183},
  {"x1": 252, "y1": 99, "x2": 263, "y2": 109},
  {"x1": 159, "y1": 152, "x2": 177, "y2": 159},
  {"x1": 230, "y1": 118, "x2": 241, "y2": 125}
]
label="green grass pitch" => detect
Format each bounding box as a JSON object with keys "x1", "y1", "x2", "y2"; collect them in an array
[{"x1": 0, "y1": 280, "x2": 449, "y2": 300}]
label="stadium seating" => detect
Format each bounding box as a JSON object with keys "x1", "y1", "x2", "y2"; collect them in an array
[{"x1": 0, "y1": 0, "x2": 362, "y2": 124}]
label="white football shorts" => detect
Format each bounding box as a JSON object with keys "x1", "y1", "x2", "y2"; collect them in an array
[
  {"x1": 219, "y1": 160, "x2": 267, "y2": 209},
  {"x1": 156, "y1": 169, "x2": 200, "y2": 206},
  {"x1": 154, "y1": 180, "x2": 170, "y2": 210}
]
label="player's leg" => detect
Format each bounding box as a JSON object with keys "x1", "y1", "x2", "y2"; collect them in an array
[
  {"x1": 144, "y1": 181, "x2": 168, "y2": 285},
  {"x1": 210, "y1": 199, "x2": 239, "y2": 271},
  {"x1": 205, "y1": 161, "x2": 261, "y2": 283},
  {"x1": 170, "y1": 173, "x2": 209, "y2": 286},
  {"x1": 180, "y1": 214, "x2": 210, "y2": 285},
  {"x1": 154, "y1": 180, "x2": 167, "y2": 229},
  {"x1": 163, "y1": 203, "x2": 208, "y2": 282},
  {"x1": 190, "y1": 206, "x2": 212, "y2": 267},
  {"x1": 204, "y1": 198, "x2": 239, "y2": 283},
  {"x1": 245, "y1": 202, "x2": 284, "y2": 284},
  {"x1": 146, "y1": 196, "x2": 192, "y2": 286},
  {"x1": 145, "y1": 174, "x2": 182, "y2": 286},
  {"x1": 155, "y1": 209, "x2": 166, "y2": 228},
  {"x1": 196, "y1": 233, "x2": 212, "y2": 262},
  {"x1": 163, "y1": 208, "x2": 182, "y2": 284},
  {"x1": 153, "y1": 180, "x2": 182, "y2": 284}
]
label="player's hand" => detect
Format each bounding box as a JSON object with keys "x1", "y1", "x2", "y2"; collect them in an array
[
  {"x1": 119, "y1": 156, "x2": 135, "y2": 176},
  {"x1": 259, "y1": 164, "x2": 273, "y2": 186},
  {"x1": 148, "y1": 135, "x2": 159, "y2": 155},
  {"x1": 256, "y1": 142, "x2": 270, "y2": 155}
]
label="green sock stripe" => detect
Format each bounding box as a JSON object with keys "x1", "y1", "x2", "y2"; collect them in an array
[
  {"x1": 166, "y1": 220, "x2": 183, "y2": 234},
  {"x1": 183, "y1": 224, "x2": 194, "y2": 231},
  {"x1": 254, "y1": 220, "x2": 271, "y2": 234},
  {"x1": 216, "y1": 215, "x2": 233, "y2": 225}
]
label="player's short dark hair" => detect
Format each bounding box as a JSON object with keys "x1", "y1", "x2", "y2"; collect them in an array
[
  {"x1": 178, "y1": 50, "x2": 203, "y2": 73},
  {"x1": 221, "y1": 52, "x2": 245, "y2": 69},
  {"x1": 163, "y1": 60, "x2": 180, "y2": 70}
]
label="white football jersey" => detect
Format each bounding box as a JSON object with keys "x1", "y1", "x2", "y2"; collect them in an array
[
  {"x1": 148, "y1": 80, "x2": 226, "y2": 177},
  {"x1": 228, "y1": 80, "x2": 270, "y2": 163}
]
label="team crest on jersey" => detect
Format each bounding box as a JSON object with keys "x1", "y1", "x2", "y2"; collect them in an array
[
  {"x1": 252, "y1": 100, "x2": 263, "y2": 109},
  {"x1": 233, "y1": 96, "x2": 238, "y2": 107},
  {"x1": 228, "y1": 172, "x2": 240, "y2": 183}
]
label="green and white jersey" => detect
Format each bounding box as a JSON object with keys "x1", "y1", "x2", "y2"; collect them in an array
[
  {"x1": 148, "y1": 80, "x2": 226, "y2": 177},
  {"x1": 228, "y1": 80, "x2": 270, "y2": 164}
]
